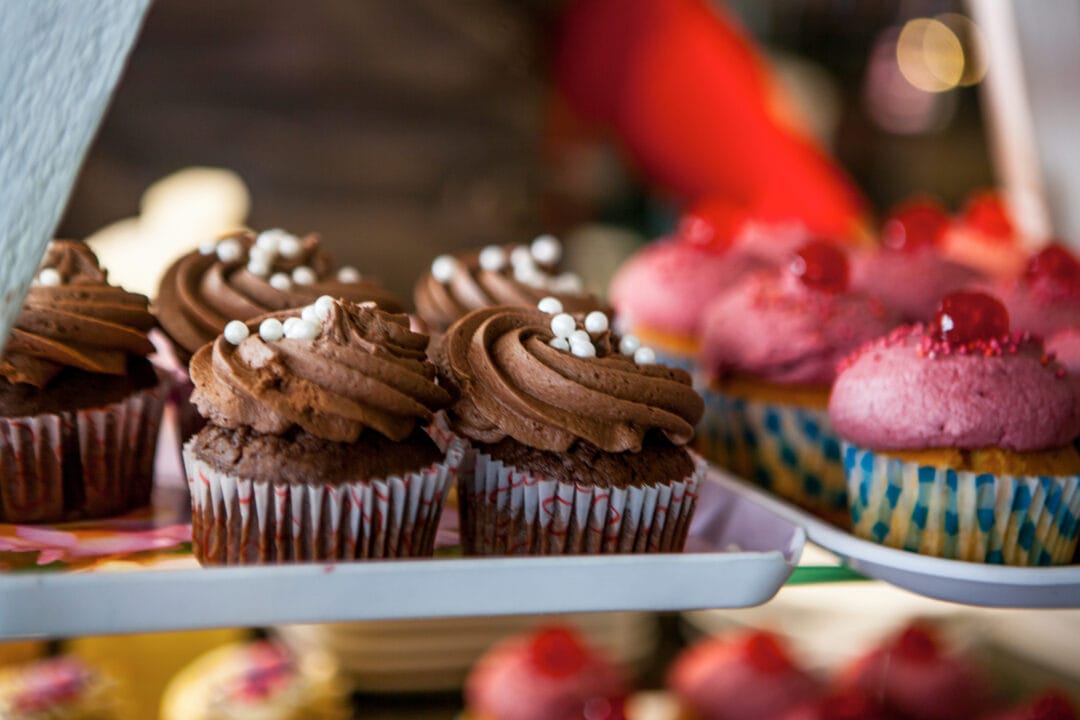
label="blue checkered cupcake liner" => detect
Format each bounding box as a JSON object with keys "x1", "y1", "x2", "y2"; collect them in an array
[
  {"x1": 696, "y1": 388, "x2": 846, "y2": 519},
  {"x1": 844, "y1": 444, "x2": 1080, "y2": 566}
]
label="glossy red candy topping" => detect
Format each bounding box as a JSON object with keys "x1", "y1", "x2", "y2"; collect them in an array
[
  {"x1": 882, "y1": 198, "x2": 949, "y2": 253},
  {"x1": 961, "y1": 190, "x2": 1015, "y2": 242},
  {"x1": 529, "y1": 626, "x2": 588, "y2": 678},
  {"x1": 742, "y1": 631, "x2": 794, "y2": 674},
  {"x1": 1024, "y1": 244, "x2": 1080, "y2": 293},
  {"x1": 789, "y1": 240, "x2": 849, "y2": 293},
  {"x1": 893, "y1": 624, "x2": 940, "y2": 662},
  {"x1": 1026, "y1": 691, "x2": 1079, "y2": 720},
  {"x1": 677, "y1": 198, "x2": 746, "y2": 252},
  {"x1": 932, "y1": 292, "x2": 1010, "y2": 347}
]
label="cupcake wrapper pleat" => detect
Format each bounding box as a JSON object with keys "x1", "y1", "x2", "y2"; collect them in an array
[
  {"x1": 845, "y1": 444, "x2": 1080, "y2": 566},
  {"x1": 696, "y1": 390, "x2": 846, "y2": 519},
  {"x1": 0, "y1": 384, "x2": 166, "y2": 523},
  {"x1": 458, "y1": 452, "x2": 705, "y2": 555},
  {"x1": 183, "y1": 434, "x2": 467, "y2": 565}
]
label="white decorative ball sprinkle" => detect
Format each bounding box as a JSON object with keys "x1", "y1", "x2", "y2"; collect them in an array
[
  {"x1": 255, "y1": 229, "x2": 285, "y2": 253},
  {"x1": 285, "y1": 318, "x2": 321, "y2": 340},
  {"x1": 431, "y1": 255, "x2": 457, "y2": 283},
  {"x1": 550, "y1": 272, "x2": 583, "y2": 293},
  {"x1": 514, "y1": 264, "x2": 544, "y2": 286},
  {"x1": 314, "y1": 295, "x2": 335, "y2": 320},
  {"x1": 584, "y1": 311, "x2": 609, "y2": 335},
  {"x1": 549, "y1": 337, "x2": 570, "y2": 352},
  {"x1": 269, "y1": 273, "x2": 292, "y2": 291},
  {"x1": 634, "y1": 346, "x2": 656, "y2": 365},
  {"x1": 215, "y1": 238, "x2": 243, "y2": 263},
  {"x1": 246, "y1": 259, "x2": 271, "y2": 278},
  {"x1": 571, "y1": 340, "x2": 597, "y2": 358},
  {"x1": 510, "y1": 245, "x2": 534, "y2": 268},
  {"x1": 550, "y1": 313, "x2": 576, "y2": 339},
  {"x1": 537, "y1": 297, "x2": 563, "y2": 314},
  {"x1": 530, "y1": 234, "x2": 562, "y2": 265},
  {"x1": 248, "y1": 245, "x2": 274, "y2": 265},
  {"x1": 282, "y1": 317, "x2": 302, "y2": 335},
  {"x1": 301, "y1": 305, "x2": 320, "y2": 324},
  {"x1": 291, "y1": 266, "x2": 317, "y2": 286},
  {"x1": 337, "y1": 266, "x2": 361, "y2": 283},
  {"x1": 570, "y1": 329, "x2": 591, "y2": 345},
  {"x1": 619, "y1": 334, "x2": 641, "y2": 356},
  {"x1": 36, "y1": 268, "x2": 63, "y2": 287},
  {"x1": 198, "y1": 240, "x2": 217, "y2": 255},
  {"x1": 277, "y1": 233, "x2": 303, "y2": 259},
  {"x1": 223, "y1": 320, "x2": 250, "y2": 345},
  {"x1": 258, "y1": 318, "x2": 284, "y2": 342},
  {"x1": 478, "y1": 245, "x2": 507, "y2": 272}
]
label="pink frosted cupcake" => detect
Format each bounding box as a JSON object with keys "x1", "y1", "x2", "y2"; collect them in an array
[
  {"x1": 851, "y1": 198, "x2": 981, "y2": 322},
  {"x1": 830, "y1": 291, "x2": 1080, "y2": 564},
  {"x1": 697, "y1": 240, "x2": 897, "y2": 521},
  {"x1": 992, "y1": 244, "x2": 1080, "y2": 340},
  {"x1": 942, "y1": 190, "x2": 1029, "y2": 278}
]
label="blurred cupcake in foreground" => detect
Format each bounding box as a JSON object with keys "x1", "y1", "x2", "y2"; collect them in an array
[
  {"x1": 440, "y1": 302, "x2": 704, "y2": 555},
  {"x1": 161, "y1": 641, "x2": 348, "y2": 720},
  {"x1": 464, "y1": 625, "x2": 629, "y2": 720},
  {"x1": 697, "y1": 240, "x2": 897, "y2": 522},
  {"x1": 413, "y1": 234, "x2": 605, "y2": 334},
  {"x1": 942, "y1": 190, "x2": 1028, "y2": 278},
  {"x1": 851, "y1": 197, "x2": 981, "y2": 322},
  {"x1": 0, "y1": 240, "x2": 165, "y2": 523},
  {"x1": 0, "y1": 656, "x2": 122, "y2": 719},
  {"x1": 830, "y1": 291, "x2": 1080, "y2": 565},
  {"x1": 667, "y1": 630, "x2": 821, "y2": 720},
  {"x1": 184, "y1": 298, "x2": 463, "y2": 564}
]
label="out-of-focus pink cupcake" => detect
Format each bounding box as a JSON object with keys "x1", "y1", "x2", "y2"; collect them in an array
[
  {"x1": 837, "y1": 623, "x2": 987, "y2": 720},
  {"x1": 851, "y1": 198, "x2": 981, "y2": 322},
  {"x1": 776, "y1": 689, "x2": 892, "y2": 720},
  {"x1": 983, "y1": 690, "x2": 1080, "y2": 720},
  {"x1": 464, "y1": 626, "x2": 628, "y2": 720},
  {"x1": 668, "y1": 630, "x2": 822, "y2": 720},
  {"x1": 1048, "y1": 327, "x2": 1080, "y2": 376},
  {"x1": 942, "y1": 190, "x2": 1028, "y2": 278},
  {"x1": 993, "y1": 244, "x2": 1080, "y2": 340}
]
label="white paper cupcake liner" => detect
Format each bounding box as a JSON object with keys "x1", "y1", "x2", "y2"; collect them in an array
[
  {"x1": 458, "y1": 450, "x2": 706, "y2": 555},
  {"x1": 183, "y1": 433, "x2": 467, "y2": 565},
  {"x1": 0, "y1": 382, "x2": 166, "y2": 523},
  {"x1": 696, "y1": 388, "x2": 847, "y2": 520},
  {"x1": 845, "y1": 444, "x2": 1080, "y2": 566}
]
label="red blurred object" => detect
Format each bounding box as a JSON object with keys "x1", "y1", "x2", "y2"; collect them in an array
[
  {"x1": 557, "y1": 0, "x2": 866, "y2": 240},
  {"x1": 933, "y1": 291, "x2": 1011, "y2": 346},
  {"x1": 790, "y1": 240, "x2": 850, "y2": 294},
  {"x1": 529, "y1": 626, "x2": 589, "y2": 679},
  {"x1": 983, "y1": 690, "x2": 1080, "y2": 720},
  {"x1": 882, "y1": 198, "x2": 950, "y2": 253},
  {"x1": 676, "y1": 197, "x2": 749, "y2": 251},
  {"x1": 960, "y1": 190, "x2": 1017, "y2": 243},
  {"x1": 1024, "y1": 244, "x2": 1080, "y2": 293},
  {"x1": 779, "y1": 689, "x2": 894, "y2": 720}
]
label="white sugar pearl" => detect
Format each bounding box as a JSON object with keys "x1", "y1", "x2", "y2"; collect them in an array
[
  {"x1": 537, "y1": 297, "x2": 563, "y2": 314},
  {"x1": 510, "y1": 245, "x2": 534, "y2": 268},
  {"x1": 277, "y1": 233, "x2": 303, "y2": 259},
  {"x1": 285, "y1": 318, "x2": 321, "y2": 340},
  {"x1": 255, "y1": 229, "x2": 285, "y2": 253},
  {"x1": 198, "y1": 240, "x2": 217, "y2": 255},
  {"x1": 259, "y1": 318, "x2": 284, "y2": 342},
  {"x1": 36, "y1": 268, "x2": 63, "y2": 287},
  {"x1": 215, "y1": 238, "x2": 243, "y2": 263},
  {"x1": 550, "y1": 272, "x2": 583, "y2": 293},
  {"x1": 223, "y1": 320, "x2": 250, "y2": 345},
  {"x1": 478, "y1": 245, "x2": 507, "y2": 271},
  {"x1": 337, "y1": 266, "x2": 361, "y2": 283},
  {"x1": 531, "y1": 234, "x2": 562, "y2": 265},
  {"x1": 314, "y1": 295, "x2": 335, "y2": 320},
  {"x1": 292, "y1": 266, "x2": 317, "y2": 286},
  {"x1": 301, "y1": 305, "x2": 320, "y2": 323},
  {"x1": 246, "y1": 259, "x2": 271, "y2": 278},
  {"x1": 634, "y1": 346, "x2": 656, "y2": 365},
  {"x1": 584, "y1": 311, "x2": 608, "y2": 334},
  {"x1": 283, "y1": 317, "x2": 302, "y2": 335},
  {"x1": 619, "y1": 334, "x2": 641, "y2": 356},
  {"x1": 549, "y1": 337, "x2": 570, "y2": 351},
  {"x1": 550, "y1": 313, "x2": 576, "y2": 339},
  {"x1": 571, "y1": 340, "x2": 596, "y2": 358},
  {"x1": 431, "y1": 255, "x2": 457, "y2": 283},
  {"x1": 269, "y1": 273, "x2": 292, "y2": 291},
  {"x1": 514, "y1": 264, "x2": 543, "y2": 286},
  {"x1": 570, "y1": 329, "x2": 591, "y2": 345},
  {"x1": 249, "y1": 245, "x2": 274, "y2": 265}
]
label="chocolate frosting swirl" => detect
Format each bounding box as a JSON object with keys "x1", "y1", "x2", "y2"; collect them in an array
[
  {"x1": 157, "y1": 231, "x2": 403, "y2": 359},
  {"x1": 190, "y1": 301, "x2": 450, "y2": 443},
  {"x1": 414, "y1": 245, "x2": 606, "y2": 332},
  {"x1": 0, "y1": 240, "x2": 155, "y2": 388},
  {"x1": 441, "y1": 306, "x2": 704, "y2": 452}
]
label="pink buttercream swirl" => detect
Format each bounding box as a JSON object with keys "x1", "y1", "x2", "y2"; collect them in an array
[
  {"x1": 700, "y1": 270, "x2": 897, "y2": 386},
  {"x1": 829, "y1": 324, "x2": 1080, "y2": 451}
]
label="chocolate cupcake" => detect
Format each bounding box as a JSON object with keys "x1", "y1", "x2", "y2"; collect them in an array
[
  {"x1": 0, "y1": 241, "x2": 165, "y2": 523},
  {"x1": 183, "y1": 298, "x2": 464, "y2": 564},
  {"x1": 413, "y1": 235, "x2": 605, "y2": 333},
  {"x1": 440, "y1": 301, "x2": 704, "y2": 555}
]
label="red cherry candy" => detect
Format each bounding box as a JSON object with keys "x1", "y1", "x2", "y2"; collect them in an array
[
  {"x1": 932, "y1": 291, "x2": 1010, "y2": 346},
  {"x1": 961, "y1": 190, "x2": 1015, "y2": 242},
  {"x1": 893, "y1": 624, "x2": 940, "y2": 662},
  {"x1": 882, "y1": 198, "x2": 949, "y2": 253},
  {"x1": 790, "y1": 240, "x2": 849, "y2": 293},
  {"x1": 1025, "y1": 244, "x2": 1080, "y2": 291},
  {"x1": 1026, "y1": 692, "x2": 1079, "y2": 720},
  {"x1": 742, "y1": 631, "x2": 794, "y2": 674},
  {"x1": 529, "y1": 626, "x2": 588, "y2": 678},
  {"x1": 678, "y1": 198, "x2": 746, "y2": 252}
]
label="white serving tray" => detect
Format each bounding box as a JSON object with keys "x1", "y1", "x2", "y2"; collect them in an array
[
  {"x1": 0, "y1": 473, "x2": 804, "y2": 640},
  {"x1": 709, "y1": 471, "x2": 1080, "y2": 608}
]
